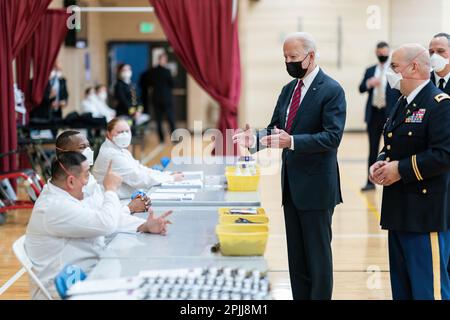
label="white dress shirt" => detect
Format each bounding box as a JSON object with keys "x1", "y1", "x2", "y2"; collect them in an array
[
  {"x1": 285, "y1": 65, "x2": 321, "y2": 150},
  {"x1": 371, "y1": 63, "x2": 388, "y2": 108},
  {"x1": 25, "y1": 181, "x2": 144, "y2": 300},
  {"x1": 92, "y1": 139, "x2": 174, "y2": 199},
  {"x1": 50, "y1": 76, "x2": 60, "y2": 103},
  {"x1": 406, "y1": 80, "x2": 430, "y2": 105},
  {"x1": 434, "y1": 71, "x2": 450, "y2": 90},
  {"x1": 250, "y1": 66, "x2": 321, "y2": 151}
]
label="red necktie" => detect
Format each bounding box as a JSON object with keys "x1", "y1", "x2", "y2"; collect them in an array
[{"x1": 285, "y1": 80, "x2": 303, "y2": 133}]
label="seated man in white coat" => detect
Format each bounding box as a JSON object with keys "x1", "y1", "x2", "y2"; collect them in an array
[
  {"x1": 25, "y1": 152, "x2": 172, "y2": 299},
  {"x1": 55, "y1": 130, "x2": 150, "y2": 215},
  {"x1": 94, "y1": 85, "x2": 116, "y2": 122},
  {"x1": 93, "y1": 118, "x2": 184, "y2": 199}
]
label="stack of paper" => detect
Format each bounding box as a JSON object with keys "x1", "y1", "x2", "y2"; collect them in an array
[
  {"x1": 182, "y1": 171, "x2": 204, "y2": 181},
  {"x1": 149, "y1": 193, "x2": 195, "y2": 201},
  {"x1": 160, "y1": 179, "x2": 204, "y2": 189},
  {"x1": 152, "y1": 188, "x2": 198, "y2": 194},
  {"x1": 68, "y1": 277, "x2": 143, "y2": 296}
]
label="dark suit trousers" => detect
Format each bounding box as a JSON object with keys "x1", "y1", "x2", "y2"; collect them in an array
[
  {"x1": 283, "y1": 177, "x2": 334, "y2": 300},
  {"x1": 367, "y1": 107, "x2": 387, "y2": 184},
  {"x1": 154, "y1": 100, "x2": 176, "y2": 143}
]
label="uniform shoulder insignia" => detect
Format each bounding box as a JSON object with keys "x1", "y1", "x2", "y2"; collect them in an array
[{"x1": 434, "y1": 93, "x2": 450, "y2": 103}]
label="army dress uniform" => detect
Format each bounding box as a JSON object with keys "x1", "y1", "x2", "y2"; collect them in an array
[{"x1": 377, "y1": 80, "x2": 450, "y2": 300}]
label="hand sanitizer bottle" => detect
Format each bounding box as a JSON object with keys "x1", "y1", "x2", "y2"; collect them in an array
[{"x1": 235, "y1": 164, "x2": 242, "y2": 176}]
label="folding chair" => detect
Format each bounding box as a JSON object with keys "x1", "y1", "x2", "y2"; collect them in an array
[{"x1": 10, "y1": 235, "x2": 53, "y2": 300}]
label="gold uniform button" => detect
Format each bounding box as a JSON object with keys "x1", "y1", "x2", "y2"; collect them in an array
[
  {"x1": 408, "y1": 132, "x2": 413, "y2": 136},
  {"x1": 388, "y1": 133, "x2": 393, "y2": 138},
  {"x1": 422, "y1": 189, "x2": 427, "y2": 194},
  {"x1": 386, "y1": 157, "x2": 391, "y2": 162},
  {"x1": 387, "y1": 145, "x2": 391, "y2": 151}
]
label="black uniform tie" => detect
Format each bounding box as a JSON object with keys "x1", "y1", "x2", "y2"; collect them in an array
[
  {"x1": 392, "y1": 97, "x2": 408, "y2": 127},
  {"x1": 439, "y1": 78, "x2": 446, "y2": 91}
]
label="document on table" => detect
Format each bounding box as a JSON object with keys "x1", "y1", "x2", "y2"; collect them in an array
[
  {"x1": 68, "y1": 277, "x2": 143, "y2": 296},
  {"x1": 152, "y1": 188, "x2": 199, "y2": 194},
  {"x1": 159, "y1": 179, "x2": 204, "y2": 189},
  {"x1": 165, "y1": 171, "x2": 204, "y2": 181},
  {"x1": 204, "y1": 175, "x2": 226, "y2": 189},
  {"x1": 149, "y1": 193, "x2": 196, "y2": 201},
  {"x1": 181, "y1": 171, "x2": 204, "y2": 181}
]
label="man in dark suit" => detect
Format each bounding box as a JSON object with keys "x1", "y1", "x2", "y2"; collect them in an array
[
  {"x1": 31, "y1": 62, "x2": 69, "y2": 121},
  {"x1": 370, "y1": 43, "x2": 450, "y2": 300},
  {"x1": 429, "y1": 33, "x2": 450, "y2": 95},
  {"x1": 141, "y1": 53, "x2": 176, "y2": 144},
  {"x1": 233, "y1": 32, "x2": 346, "y2": 300},
  {"x1": 359, "y1": 42, "x2": 401, "y2": 192}
]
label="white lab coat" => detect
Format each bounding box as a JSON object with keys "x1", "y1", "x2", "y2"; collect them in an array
[
  {"x1": 80, "y1": 96, "x2": 102, "y2": 118},
  {"x1": 92, "y1": 96, "x2": 116, "y2": 122},
  {"x1": 92, "y1": 139, "x2": 174, "y2": 199},
  {"x1": 25, "y1": 181, "x2": 144, "y2": 300},
  {"x1": 80, "y1": 96, "x2": 116, "y2": 122},
  {"x1": 82, "y1": 173, "x2": 135, "y2": 219}
]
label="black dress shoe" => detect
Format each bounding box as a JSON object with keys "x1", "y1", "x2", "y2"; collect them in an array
[{"x1": 361, "y1": 184, "x2": 376, "y2": 192}]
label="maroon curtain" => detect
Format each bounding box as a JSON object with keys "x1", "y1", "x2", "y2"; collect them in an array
[
  {"x1": 17, "y1": 9, "x2": 70, "y2": 113},
  {"x1": 16, "y1": 39, "x2": 33, "y2": 116},
  {"x1": 10, "y1": 0, "x2": 52, "y2": 58},
  {"x1": 151, "y1": 0, "x2": 241, "y2": 155},
  {"x1": 0, "y1": 0, "x2": 51, "y2": 172},
  {"x1": 0, "y1": 0, "x2": 15, "y2": 173}
]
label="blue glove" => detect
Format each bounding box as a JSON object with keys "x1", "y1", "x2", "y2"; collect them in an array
[
  {"x1": 152, "y1": 164, "x2": 164, "y2": 171},
  {"x1": 160, "y1": 157, "x2": 171, "y2": 168},
  {"x1": 131, "y1": 190, "x2": 146, "y2": 201}
]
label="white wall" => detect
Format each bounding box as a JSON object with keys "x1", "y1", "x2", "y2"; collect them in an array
[
  {"x1": 240, "y1": 0, "x2": 390, "y2": 130},
  {"x1": 390, "y1": 0, "x2": 443, "y2": 47},
  {"x1": 240, "y1": 0, "x2": 449, "y2": 130}
]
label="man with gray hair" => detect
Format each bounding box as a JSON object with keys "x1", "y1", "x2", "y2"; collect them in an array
[
  {"x1": 370, "y1": 43, "x2": 450, "y2": 300},
  {"x1": 233, "y1": 32, "x2": 346, "y2": 300}
]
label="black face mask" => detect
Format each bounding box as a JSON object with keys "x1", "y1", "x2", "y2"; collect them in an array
[
  {"x1": 377, "y1": 55, "x2": 389, "y2": 63},
  {"x1": 286, "y1": 55, "x2": 311, "y2": 79}
]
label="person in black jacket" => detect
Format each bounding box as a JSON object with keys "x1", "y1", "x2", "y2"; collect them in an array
[
  {"x1": 234, "y1": 32, "x2": 346, "y2": 300},
  {"x1": 429, "y1": 33, "x2": 450, "y2": 95},
  {"x1": 359, "y1": 42, "x2": 401, "y2": 192},
  {"x1": 370, "y1": 43, "x2": 450, "y2": 300},
  {"x1": 141, "y1": 53, "x2": 176, "y2": 144},
  {"x1": 31, "y1": 62, "x2": 69, "y2": 121},
  {"x1": 114, "y1": 63, "x2": 138, "y2": 117}
]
